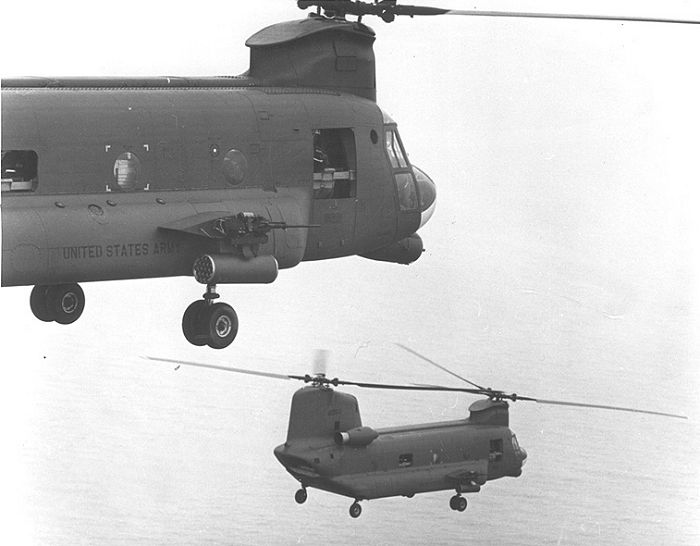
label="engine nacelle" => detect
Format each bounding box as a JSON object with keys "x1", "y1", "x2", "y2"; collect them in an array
[
  {"x1": 334, "y1": 426, "x2": 379, "y2": 447},
  {"x1": 360, "y1": 233, "x2": 423, "y2": 265},
  {"x1": 193, "y1": 254, "x2": 278, "y2": 284}
]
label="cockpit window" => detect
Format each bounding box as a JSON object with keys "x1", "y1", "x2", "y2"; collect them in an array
[
  {"x1": 312, "y1": 128, "x2": 357, "y2": 199},
  {"x1": 385, "y1": 129, "x2": 408, "y2": 169},
  {"x1": 384, "y1": 127, "x2": 418, "y2": 211},
  {"x1": 1, "y1": 149, "x2": 38, "y2": 192},
  {"x1": 511, "y1": 434, "x2": 520, "y2": 452}
]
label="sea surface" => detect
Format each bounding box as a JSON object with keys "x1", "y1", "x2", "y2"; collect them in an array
[
  {"x1": 1, "y1": 224, "x2": 697, "y2": 545},
  {"x1": 2, "y1": 11, "x2": 698, "y2": 540}
]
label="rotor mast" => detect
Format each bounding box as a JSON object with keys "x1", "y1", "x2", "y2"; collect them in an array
[{"x1": 297, "y1": 1, "x2": 700, "y2": 25}]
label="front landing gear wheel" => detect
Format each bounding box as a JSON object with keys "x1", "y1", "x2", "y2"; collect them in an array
[
  {"x1": 182, "y1": 293, "x2": 239, "y2": 349},
  {"x1": 349, "y1": 502, "x2": 362, "y2": 518},
  {"x1": 205, "y1": 303, "x2": 238, "y2": 349},
  {"x1": 182, "y1": 301, "x2": 208, "y2": 346},
  {"x1": 294, "y1": 488, "x2": 307, "y2": 504}
]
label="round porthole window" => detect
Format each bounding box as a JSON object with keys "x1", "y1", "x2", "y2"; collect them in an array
[
  {"x1": 222, "y1": 149, "x2": 248, "y2": 185},
  {"x1": 112, "y1": 152, "x2": 142, "y2": 191}
]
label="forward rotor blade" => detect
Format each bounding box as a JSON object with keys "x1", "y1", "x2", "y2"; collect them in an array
[
  {"x1": 394, "y1": 343, "x2": 485, "y2": 390},
  {"x1": 533, "y1": 398, "x2": 688, "y2": 420},
  {"x1": 144, "y1": 356, "x2": 296, "y2": 381},
  {"x1": 443, "y1": 10, "x2": 700, "y2": 25}
]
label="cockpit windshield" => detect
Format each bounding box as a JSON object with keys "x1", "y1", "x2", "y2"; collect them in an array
[
  {"x1": 385, "y1": 129, "x2": 408, "y2": 169},
  {"x1": 384, "y1": 126, "x2": 418, "y2": 211}
]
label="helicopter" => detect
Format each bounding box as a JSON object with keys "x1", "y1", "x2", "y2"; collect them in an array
[
  {"x1": 147, "y1": 346, "x2": 686, "y2": 518},
  {"x1": 2, "y1": 2, "x2": 697, "y2": 350}
]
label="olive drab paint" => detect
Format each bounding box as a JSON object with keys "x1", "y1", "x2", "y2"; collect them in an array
[{"x1": 1, "y1": 13, "x2": 437, "y2": 348}]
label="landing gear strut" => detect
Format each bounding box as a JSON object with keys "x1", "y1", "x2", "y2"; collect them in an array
[
  {"x1": 449, "y1": 493, "x2": 467, "y2": 512},
  {"x1": 349, "y1": 501, "x2": 362, "y2": 518},
  {"x1": 30, "y1": 283, "x2": 85, "y2": 324},
  {"x1": 182, "y1": 284, "x2": 238, "y2": 349}
]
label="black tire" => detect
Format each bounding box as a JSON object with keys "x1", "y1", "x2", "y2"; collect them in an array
[
  {"x1": 205, "y1": 303, "x2": 238, "y2": 349},
  {"x1": 30, "y1": 285, "x2": 56, "y2": 322},
  {"x1": 294, "y1": 488, "x2": 307, "y2": 504},
  {"x1": 449, "y1": 495, "x2": 458, "y2": 510},
  {"x1": 182, "y1": 301, "x2": 209, "y2": 346},
  {"x1": 349, "y1": 502, "x2": 362, "y2": 518},
  {"x1": 48, "y1": 283, "x2": 85, "y2": 325},
  {"x1": 456, "y1": 497, "x2": 467, "y2": 512}
]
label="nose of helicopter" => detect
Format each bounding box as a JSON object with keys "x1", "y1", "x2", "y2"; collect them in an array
[
  {"x1": 413, "y1": 165, "x2": 436, "y2": 229},
  {"x1": 519, "y1": 447, "x2": 528, "y2": 466}
]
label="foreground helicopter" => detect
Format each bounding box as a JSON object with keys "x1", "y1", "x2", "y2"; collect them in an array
[
  {"x1": 2, "y1": 2, "x2": 697, "y2": 349},
  {"x1": 148, "y1": 347, "x2": 686, "y2": 518}
]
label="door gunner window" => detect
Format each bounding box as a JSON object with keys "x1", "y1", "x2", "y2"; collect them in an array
[
  {"x1": 1, "y1": 150, "x2": 38, "y2": 192},
  {"x1": 312, "y1": 128, "x2": 356, "y2": 199}
]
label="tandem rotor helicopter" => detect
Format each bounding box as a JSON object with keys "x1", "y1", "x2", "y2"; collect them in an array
[
  {"x1": 2, "y1": 2, "x2": 698, "y2": 349},
  {"x1": 148, "y1": 346, "x2": 686, "y2": 518}
]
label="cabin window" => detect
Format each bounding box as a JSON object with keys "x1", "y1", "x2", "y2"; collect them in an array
[
  {"x1": 312, "y1": 128, "x2": 356, "y2": 199},
  {"x1": 112, "y1": 152, "x2": 143, "y2": 191},
  {"x1": 398, "y1": 453, "x2": 413, "y2": 467},
  {"x1": 1, "y1": 150, "x2": 38, "y2": 192},
  {"x1": 489, "y1": 439, "x2": 503, "y2": 463}
]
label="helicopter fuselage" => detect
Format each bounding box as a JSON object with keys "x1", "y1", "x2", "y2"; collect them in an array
[
  {"x1": 272, "y1": 386, "x2": 526, "y2": 514},
  {"x1": 275, "y1": 417, "x2": 525, "y2": 501},
  {"x1": 1, "y1": 16, "x2": 437, "y2": 348},
  {"x1": 1, "y1": 82, "x2": 426, "y2": 286}
]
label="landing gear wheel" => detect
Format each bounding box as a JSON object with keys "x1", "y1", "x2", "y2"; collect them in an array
[
  {"x1": 47, "y1": 283, "x2": 85, "y2": 324},
  {"x1": 30, "y1": 285, "x2": 56, "y2": 322},
  {"x1": 294, "y1": 488, "x2": 307, "y2": 505},
  {"x1": 349, "y1": 502, "x2": 362, "y2": 518},
  {"x1": 204, "y1": 303, "x2": 238, "y2": 349},
  {"x1": 182, "y1": 301, "x2": 209, "y2": 346},
  {"x1": 449, "y1": 495, "x2": 467, "y2": 512},
  {"x1": 450, "y1": 494, "x2": 467, "y2": 511}
]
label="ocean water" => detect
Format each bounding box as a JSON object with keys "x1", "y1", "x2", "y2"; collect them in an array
[
  {"x1": 1, "y1": 229, "x2": 697, "y2": 545},
  {"x1": 1, "y1": 4, "x2": 698, "y2": 543}
]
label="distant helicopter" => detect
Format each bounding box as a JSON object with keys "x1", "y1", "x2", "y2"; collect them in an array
[
  {"x1": 2, "y1": 2, "x2": 697, "y2": 349},
  {"x1": 148, "y1": 346, "x2": 686, "y2": 518}
]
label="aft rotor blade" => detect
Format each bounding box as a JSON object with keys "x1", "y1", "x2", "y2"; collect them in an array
[
  {"x1": 533, "y1": 398, "x2": 688, "y2": 420},
  {"x1": 334, "y1": 377, "x2": 485, "y2": 395},
  {"x1": 442, "y1": 9, "x2": 700, "y2": 25},
  {"x1": 394, "y1": 343, "x2": 484, "y2": 390},
  {"x1": 144, "y1": 356, "x2": 296, "y2": 381}
]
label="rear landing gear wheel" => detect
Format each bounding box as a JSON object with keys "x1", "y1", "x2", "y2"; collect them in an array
[
  {"x1": 450, "y1": 494, "x2": 467, "y2": 512},
  {"x1": 30, "y1": 284, "x2": 85, "y2": 324},
  {"x1": 294, "y1": 488, "x2": 307, "y2": 504},
  {"x1": 349, "y1": 501, "x2": 362, "y2": 518},
  {"x1": 30, "y1": 285, "x2": 56, "y2": 322},
  {"x1": 48, "y1": 283, "x2": 85, "y2": 324}
]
